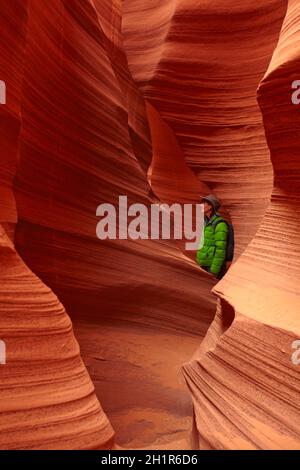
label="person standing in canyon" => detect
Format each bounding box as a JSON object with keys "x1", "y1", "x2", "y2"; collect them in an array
[{"x1": 196, "y1": 194, "x2": 234, "y2": 279}]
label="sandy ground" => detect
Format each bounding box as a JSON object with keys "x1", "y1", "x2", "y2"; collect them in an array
[{"x1": 74, "y1": 320, "x2": 201, "y2": 449}]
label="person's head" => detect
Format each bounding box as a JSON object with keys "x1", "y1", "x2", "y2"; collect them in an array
[{"x1": 201, "y1": 194, "x2": 221, "y2": 217}]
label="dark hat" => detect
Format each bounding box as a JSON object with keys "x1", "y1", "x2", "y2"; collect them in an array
[{"x1": 201, "y1": 194, "x2": 221, "y2": 212}]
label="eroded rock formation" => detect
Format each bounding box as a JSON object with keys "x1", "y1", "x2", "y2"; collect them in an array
[
  {"x1": 0, "y1": 225, "x2": 114, "y2": 449},
  {"x1": 0, "y1": 0, "x2": 215, "y2": 449},
  {"x1": 182, "y1": 0, "x2": 300, "y2": 450},
  {"x1": 1, "y1": 0, "x2": 300, "y2": 450},
  {"x1": 122, "y1": 0, "x2": 288, "y2": 257}
]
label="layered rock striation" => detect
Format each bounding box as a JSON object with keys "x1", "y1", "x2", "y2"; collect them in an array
[{"x1": 1, "y1": 0, "x2": 300, "y2": 450}]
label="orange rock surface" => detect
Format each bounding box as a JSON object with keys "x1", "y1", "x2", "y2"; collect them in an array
[
  {"x1": 0, "y1": 224, "x2": 114, "y2": 449},
  {"x1": 1, "y1": 0, "x2": 300, "y2": 450}
]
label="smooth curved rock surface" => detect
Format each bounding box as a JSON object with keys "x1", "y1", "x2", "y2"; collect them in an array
[
  {"x1": 1, "y1": 0, "x2": 300, "y2": 451},
  {"x1": 183, "y1": 0, "x2": 300, "y2": 450},
  {"x1": 122, "y1": 0, "x2": 288, "y2": 257},
  {"x1": 0, "y1": 0, "x2": 28, "y2": 226},
  {"x1": 0, "y1": 0, "x2": 215, "y2": 449},
  {"x1": 0, "y1": 225, "x2": 114, "y2": 449}
]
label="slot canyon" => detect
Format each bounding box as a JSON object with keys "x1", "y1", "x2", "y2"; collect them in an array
[{"x1": 0, "y1": 0, "x2": 300, "y2": 450}]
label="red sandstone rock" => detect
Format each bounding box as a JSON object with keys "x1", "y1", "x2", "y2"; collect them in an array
[
  {"x1": 0, "y1": 0, "x2": 215, "y2": 449},
  {"x1": 123, "y1": 0, "x2": 288, "y2": 257},
  {"x1": 183, "y1": 0, "x2": 300, "y2": 450},
  {"x1": 0, "y1": 224, "x2": 114, "y2": 449},
  {"x1": 1, "y1": 0, "x2": 300, "y2": 451}
]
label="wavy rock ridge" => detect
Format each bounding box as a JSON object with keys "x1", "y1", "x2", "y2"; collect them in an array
[
  {"x1": 182, "y1": 0, "x2": 300, "y2": 449},
  {"x1": 1, "y1": 0, "x2": 300, "y2": 450},
  {"x1": 0, "y1": 0, "x2": 214, "y2": 449}
]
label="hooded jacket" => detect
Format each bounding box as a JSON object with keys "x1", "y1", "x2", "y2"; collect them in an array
[{"x1": 196, "y1": 212, "x2": 229, "y2": 276}]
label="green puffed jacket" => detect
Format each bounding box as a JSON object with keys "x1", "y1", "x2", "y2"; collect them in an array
[{"x1": 196, "y1": 212, "x2": 229, "y2": 275}]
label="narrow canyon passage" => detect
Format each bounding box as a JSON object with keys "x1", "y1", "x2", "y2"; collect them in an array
[
  {"x1": 1, "y1": 0, "x2": 300, "y2": 452},
  {"x1": 70, "y1": 80, "x2": 219, "y2": 449},
  {"x1": 74, "y1": 319, "x2": 200, "y2": 449}
]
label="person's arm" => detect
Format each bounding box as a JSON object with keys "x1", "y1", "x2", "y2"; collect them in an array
[{"x1": 210, "y1": 222, "x2": 228, "y2": 276}]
